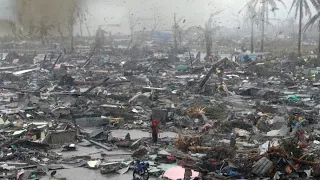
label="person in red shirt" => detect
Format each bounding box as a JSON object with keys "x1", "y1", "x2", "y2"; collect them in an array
[{"x1": 150, "y1": 120, "x2": 159, "y2": 144}]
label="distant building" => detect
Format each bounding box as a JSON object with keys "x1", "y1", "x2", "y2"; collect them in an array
[
  {"x1": 133, "y1": 30, "x2": 173, "y2": 40},
  {"x1": 151, "y1": 31, "x2": 173, "y2": 40}
]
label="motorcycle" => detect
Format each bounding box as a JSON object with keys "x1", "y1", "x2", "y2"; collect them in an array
[{"x1": 133, "y1": 160, "x2": 149, "y2": 180}]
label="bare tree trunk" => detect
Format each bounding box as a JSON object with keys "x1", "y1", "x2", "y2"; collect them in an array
[
  {"x1": 318, "y1": 21, "x2": 320, "y2": 61},
  {"x1": 67, "y1": 4, "x2": 77, "y2": 52},
  {"x1": 57, "y1": 23, "x2": 63, "y2": 41},
  {"x1": 189, "y1": 51, "x2": 193, "y2": 69},
  {"x1": 128, "y1": 11, "x2": 137, "y2": 50},
  {"x1": 29, "y1": 25, "x2": 34, "y2": 37},
  {"x1": 178, "y1": 31, "x2": 182, "y2": 47},
  {"x1": 251, "y1": 20, "x2": 254, "y2": 53},
  {"x1": 130, "y1": 29, "x2": 134, "y2": 39},
  {"x1": 205, "y1": 31, "x2": 212, "y2": 57},
  {"x1": 260, "y1": 1, "x2": 265, "y2": 52},
  {"x1": 151, "y1": 6, "x2": 160, "y2": 34},
  {"x1": 205, "y1": 14, "x2": 213, "y2": 57},
  {"x1": 68, "y1": 10, "x2": 75, "y2": 52},
  {"x1": 29, "y1": 19, "x2": 35, "y2": 37},
  {"x1": 173, "y1": 13, "x2": 178, "y2": 55},
  {"x1": 40, "y1": 20, "x2": 45, "y2": 45},
  {"x1": 9, "y1": 22, "x2": 17, "y2": 37},
  {"x1": 318, "y1": 31, "x2": 320, "y2": 61},
  {"x1": 265, "y1": 2, "x2": 269, "y2": 33},
  {"x1": 41, "y1": 36, "x2": 45, "y2": 45},
  {"x1": 85, "y1": 23, "x2": 91, "y2": 36},
  {"x1": 127, "y1": 28, "x2": 134, "y2": 50},
  {"x1": 79, "y1": 18, "x2": 83, "y2": 37},
  {"x1": 298, "y1": 1, "x2": 303, "y2": 57},
  {"x1": 71, "y1": 25, "x2": 74, "y2": 51}
]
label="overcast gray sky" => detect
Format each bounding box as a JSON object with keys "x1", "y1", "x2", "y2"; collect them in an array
[
  {"x1": 84, "y1": 0, "x2": 294, "y2": 34},
  {"x1": 0, "y1": 0, "x2": 311, "y2": 35}
]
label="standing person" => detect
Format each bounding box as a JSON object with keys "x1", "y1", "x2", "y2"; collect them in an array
[
  {"x1": 150, "y1": 120, "x2": 159, "y2": 144},
  {"x1": 184, "y1": 168, "x2": 192, "y2": 180}
]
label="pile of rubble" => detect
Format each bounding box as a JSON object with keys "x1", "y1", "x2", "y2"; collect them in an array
[{"x1": 1, "y1": 49, "x2": 320, "y2": 180}]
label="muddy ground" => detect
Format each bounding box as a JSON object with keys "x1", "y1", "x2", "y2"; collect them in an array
[{"x1": 40, "y1": 129, "x2": 177, "y2": 179}]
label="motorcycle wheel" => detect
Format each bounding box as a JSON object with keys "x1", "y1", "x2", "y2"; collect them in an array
[
  {"x1": 133, "y1": 169, "x2": 139, "y2": 179},
  {"x1": 133, "y1": 168, "x2": 149, "y2": 180}
]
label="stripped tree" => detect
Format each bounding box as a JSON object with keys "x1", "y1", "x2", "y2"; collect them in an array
[{"x1": 290, "y1": 0, "x2": 320, "y2": 57}]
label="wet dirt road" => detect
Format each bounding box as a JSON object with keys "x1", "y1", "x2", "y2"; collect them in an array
[
  {"x1": 40, "y1": 168, "x2": 158, "y2": 180},
  {"x1": 111, "y1": 129, "x2": 177, "y2": 139},
  {"x1": 43, "y1": 129, "x2": 173, "y2": 179}
]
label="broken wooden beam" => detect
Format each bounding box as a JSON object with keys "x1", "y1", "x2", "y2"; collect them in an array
[
  {"x1": 88, "y1": 139, "x2": 112, "y2": 151},
  {"x1": 50, "y1": 52, "x2": 62, "y2": 73},
  {"x1": 81, "y1": 77, "x2": 110, "y2": 95}
]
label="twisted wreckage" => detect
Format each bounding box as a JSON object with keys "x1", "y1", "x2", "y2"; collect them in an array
[{"x1": 0, "y1": 49, "x2": 320, "y2": 179}]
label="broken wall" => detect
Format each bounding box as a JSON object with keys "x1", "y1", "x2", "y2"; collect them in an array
[
  {"x1": 75, "y1": 116, "x2": 104, "y2": 127},
  {"x1": 152, "y1": 108, "x2": 168, "y2": 125},
  {"x1": 42, "y1": 130, "x2": 76, "y2": 144}
]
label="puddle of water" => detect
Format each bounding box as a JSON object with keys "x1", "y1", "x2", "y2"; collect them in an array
[
  {"x1": 53, "y1": 146, "x2": 131, "y2": 158},
  {"x1": 111, "y1": 129, "x2": 177, "y2": 139},
  {"x1": 40, "y1": 168, "x2": 157, "y2": 180},
  {"x1": 45, "y1": 129, "x2": 175, "y2": 179}
]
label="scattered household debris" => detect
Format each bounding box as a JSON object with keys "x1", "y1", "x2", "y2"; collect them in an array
[{"x1": 0, "y1": 12, "x2": 320, "y2": 180}]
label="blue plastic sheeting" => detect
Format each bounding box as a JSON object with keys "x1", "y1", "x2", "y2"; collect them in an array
[
  {"x1": 240, "y1": 54, "x2": 256, "y2": 62},
  {"x1": 152, "y1": 32, "x2": 172, "y2": 40}
]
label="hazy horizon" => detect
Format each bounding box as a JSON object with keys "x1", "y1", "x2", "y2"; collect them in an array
[{"x1": 0, "y1": 0, "x2": 316, "y2": 36}]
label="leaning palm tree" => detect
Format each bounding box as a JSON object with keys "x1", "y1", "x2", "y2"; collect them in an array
[
  {"x1": 244, "y1": 5, "x2": 260, "y2": 53},
  {"x1": 289, "y1": 0, "x2": 320, "y2": 57},
  {"x1": 304, "y1": 6, "x2": 320, "y2": 60},
  {"x1": 241, "y1": 0, "x2": 285, "y2": 52}
]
